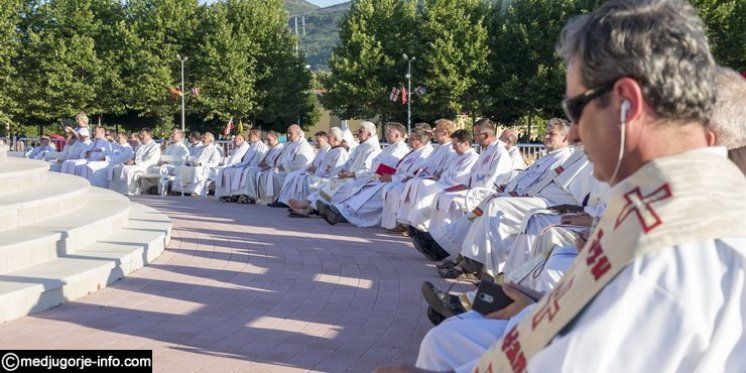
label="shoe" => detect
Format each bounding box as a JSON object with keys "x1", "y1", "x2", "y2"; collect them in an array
[
  {"x1": 288, "y1": 212, "x2": 309, "y2": 218},
  {"x1": 219, "y1": 196, "x2": 233, "y2": 202},
  {"x1": 436, "y1": 260, "x2": 458, "y2": 270},
  {"x1": 147, "y1": 186, "x2": 158, "y2": 195},
  {"x1": 438, "y1": 266, "x2": 464, "y2": 279},
  {"x1": 410, "y1": 228, "x2": 450, "y2": 261},
  {"x1": 427, "y1": 307, "x2": 446, "y2": 326},
  {"x1": 421, "y1": 281, "x2": 466, "y2": 318},
  {"x1": 237, "y1": 195, "x2": 254, "y2": 204},
  {"x1": 319, "y1": 202, "x2": 346, "y2": 225},
  {"x1": 268, "y1": 202, "x2": 288, "y2": 208}
]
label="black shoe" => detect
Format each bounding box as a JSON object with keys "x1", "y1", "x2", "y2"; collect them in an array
[
  {"x1": 237, "y1": 195, "x2": 254, "y2": 204},
  {"x1": 146, "y1": 186, "x2": 158, "y2": 195},
  {"x1": 436, "y1": 260, "x2": 458, "y2": 270},
  {"x1": 288, "y1": 212, "x2": 309, "y2": 218},
  {"x1": 268, "y1": 201, "x2": 288, "y2": 208},
  {"x1": 318, "y1": 202, "x2": 346, "y2": 225},
  {"x1": 219, "y1": 196, "x2": 233, "y2": 202},
  {"x1": 421, "y1": 281, "x2": 466, "y2": 318},
  {"x1": 410, "y1": 228, "x2": 450, "y2": 261},
  {"x1": 438, "y1": 266, "x2": 464, "y2": 279},
  {"x1": 427, "y1": 306, "x2": 446, "y2": 326}
]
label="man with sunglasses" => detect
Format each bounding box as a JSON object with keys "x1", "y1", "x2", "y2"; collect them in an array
[{"x1": 376, "y1": 0, "x2": 746, "y2": 372}]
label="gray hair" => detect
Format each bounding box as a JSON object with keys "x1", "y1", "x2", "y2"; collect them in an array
[
  {"x1": 557, "y1": 0, "x2": 716, "y2": 124},
  {"x1": 711, "y1": 67, "x2": 746, "y2": 150},
  {"x1": 547, "y1": 118, "x2": 572, "y2": 135},
  {"x1": 203, "y1": 132, "x2": 215, "y2": 141}
]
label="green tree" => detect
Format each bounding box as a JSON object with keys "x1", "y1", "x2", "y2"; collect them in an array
[
  {"x1": 17, "y1": 0, "x2": 107, "y2": 124},
  {"x1": 191, "y1": 0, "x2": 258, "y2": 124},
  {"x1": 321, "y1": 0, "x2": 417, "y2": 122},
  {"x1": 693, "y1": 0, "x2": 746, "y2": 71},
  {"x1": 120, "y1": 0, "x2": 200, "y2": 134},
  {"x1": 0, "y1": 0, "x2": 22, "y2": 136},
  {"x1": 251, "y1": 0, "x2": 318, "y2": 131},
  {"x1": 414, "y1": 0, "x2": 491, "y2": 121}
]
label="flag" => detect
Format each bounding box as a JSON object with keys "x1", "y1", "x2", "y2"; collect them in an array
[
  {"x1": 401, "y1": 86, "x2": 408, "y2": 105},
  {"x1": 237, "y1": 119, "x2": 244, "y2": 135},
  {"x1": 389, "y1": 87, "x2": 400, "y2": 102},
  {"x1": 223, "y1": 117, "x2": 234, "y2": 136},
  {"x1": 168, "y1": 87, "x2": 183, "y2": 100},
  {"x1": 190, "y1": 87, "x2": 201, "y2": 96},
  {"x1": 414, "y1": 85, "x2": 427, "y2": 96}
]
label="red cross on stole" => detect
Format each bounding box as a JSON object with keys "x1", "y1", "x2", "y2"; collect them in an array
[{"x1": 614, "y1": 183, "x2": 673, "y2": 233}]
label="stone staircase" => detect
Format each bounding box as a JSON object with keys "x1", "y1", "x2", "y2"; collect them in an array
[{"x1": 0, "y1": 144, "x2": 172, "y2": 323}]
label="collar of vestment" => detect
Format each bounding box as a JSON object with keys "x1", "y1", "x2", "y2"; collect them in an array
[{"x1": 474, "y1": 148, "x2": 746, "y2": 373}]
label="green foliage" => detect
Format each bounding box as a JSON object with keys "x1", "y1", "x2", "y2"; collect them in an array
[
  {"x1": 0, "y1": 0, "x2": 22, "y2": 135},
  {"x1": 321, "y1": 0, "x2": 417, "y2": 122},
  {"x1": 693, "y1": 0, "x2": 746, "y2": 71}
]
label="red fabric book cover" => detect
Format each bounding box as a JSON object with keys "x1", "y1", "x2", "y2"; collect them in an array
[
  {"x1": 375, "y1": 163, "x2": 397, "y2": 176},
  {"x1": 444, "y1": 184, "x2": 468, "y2": 192}
]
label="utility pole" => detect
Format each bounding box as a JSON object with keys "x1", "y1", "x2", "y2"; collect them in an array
[
  {"x1": 177, "y1": 54, "x2": 188, "y2": 132},
  {"x1": 403, "y1": 54, "x2": 416, "y2": 135}
]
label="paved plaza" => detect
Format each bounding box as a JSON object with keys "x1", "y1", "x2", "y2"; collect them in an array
[{"x1": 0, "y1": 195, "x2": 471, "y2": 372}]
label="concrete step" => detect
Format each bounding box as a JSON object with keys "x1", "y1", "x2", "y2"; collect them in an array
[
  {"x1": 0, "y1": 188, "x2": 131, "y2": 274},
  {"x1": 0, "y1": 203, "x2": 171, "y2": 323},
  {"x1": 0, "y1": 172, "x2": 90, "y2": 232},
  {"x1": 0, "y1": 157, "x2": 50, "y2": 195}
]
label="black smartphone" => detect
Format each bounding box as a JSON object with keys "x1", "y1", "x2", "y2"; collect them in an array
[{"x1": 472, "y1": 280, "x2": 514, "y2": 316}]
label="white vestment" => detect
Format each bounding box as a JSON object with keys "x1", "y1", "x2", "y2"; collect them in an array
[
  {"x1": 139, "y1": 141, "x2": 190, "y2": 192},
  {"x1": 307, "y1": 136, "x2": 382, "y2": 207},
  {"x1": 83, "y1": 144, "x2": 134, "y2": 188},
  {"x1": 109, "y1": 140, "x2": 161, "y2": 195},
  {"x1": 243, "y1": 143, "x2": 284, "y2": 200},
  {"x1": 72, "y1": 138, "x2": 113, "y2": 183},
  {"x1": 409, "y1": 140, "x2": 512, "y2": 233},
  {"x1": 256, "y1": 138, "x2": 316, "y2": 204},
  {"x1": 277, "y1": 144, "x2": 350, "y2": 205},
  {"x1": 59, "y1": 139, "x2": 92, "y2": 174},
  {"x1": 398, "y1": 149, "x2": 479, "y2": 230},
  {"x1": 381, "y1": 142, "x2": 457, "y2": 229},
  {"x1": 334, "y1": 142, "x2": 430, "y2": 227},
  {"x1": 444, "y1": 149, "x2": 589, "y2": 274},
  {"x1": 215, "y1": 140, "x2": 269, "y2": 198},
  {"x1": 173, "y1": 143, "x2": 222, "y2": 195},
  {"x1": 26, "y1": 144, "x2": 56, "y2": 160}
]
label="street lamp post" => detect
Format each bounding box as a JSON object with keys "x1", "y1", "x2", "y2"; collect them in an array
[
  {"x1": 403, "y1": 54, "x2": 416, "y2": 135},
  {"x1": 177, "y1": 54, "x2": 188, "y2": 132}
]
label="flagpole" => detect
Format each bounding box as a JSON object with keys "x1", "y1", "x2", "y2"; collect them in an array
[
  {"x1": 403, "y1": 54, "x2": 415, "y2": 135},
  {"x1": 177, "y1": 54, "x2": 188, "y2": 132}
]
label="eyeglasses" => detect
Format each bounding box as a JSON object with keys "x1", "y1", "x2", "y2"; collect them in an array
[{"x1": 561, "y1": 80, "x2": 616, "y2": 123}]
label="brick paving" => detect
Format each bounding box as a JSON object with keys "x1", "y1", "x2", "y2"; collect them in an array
[{"x1": 0, "y1": 195, "x2": 473, "y2": 372}]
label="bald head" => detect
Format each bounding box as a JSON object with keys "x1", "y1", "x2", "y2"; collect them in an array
[
  {"x1": 499, "y1": 129, "x2": 519, "y2": 150},
  {"x1": 287, "y1": 124, "x2": 303, "y2": 142}
]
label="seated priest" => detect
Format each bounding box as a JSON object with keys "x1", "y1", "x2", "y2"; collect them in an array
[
  {"x1": 327, "y1": 126, "x2": 432, "y2": 227},
  {"x1": 500, "y1": 128, "x2": 527, "y2": 174},
  {"x1": 81, "y1": 132, "x2": 134, "y2": 188},
  {"x1": 420, "y1": 120, "x2": 579, "y2": 271},
  {"x1": 109, "y1": 127, "x2": 161, "y2": 195},
  {"x1": 282, "y1": 129, "x2": 350, "y2": 216},
  {"x1": 402, "y1": 119, "x2": 512, "y2": 237},
  {"x1": 140, "y1": 129, "x2": 190, "y2": 193},
  {"x1": 259, "y1": 124, "x2": 316, "y2": 206},
  {"x1": 317, "y1": 122, "x2": 411, "y2": 225},
  {"x1": 187, "y1": 131, "x2": 203, "y2": 157},
  {"x1": 173, "y1": 132, "x2": 222, "y2": 197},
  {"x1": 238, "y1": 131, "x2": 284, "y2": 204},
  {"x1": 216, "y1": 129, "x2": 269, "y2": 200},
  {"x1": 25, "y1": 135, "x2": 56, "y2": 160},
  {"x1": 71, "y1": 126, "x2": 113, "y2": 179},
  {"x1": 305, "y1": 122, "x2": 382, "y2": 212},
  {"x1": 382, "y1": 119, "x2": 458, "y2": 230},
  {"x1": 60, "y1": 127, "x2": 94, "y2": 174}
]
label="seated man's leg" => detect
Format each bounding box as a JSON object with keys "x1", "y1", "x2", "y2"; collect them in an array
[{"x1": 416, "y1": 311, "x2": 509, "y2": 371}]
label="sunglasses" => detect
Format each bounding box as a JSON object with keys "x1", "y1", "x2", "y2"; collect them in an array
[{"x1": 561, "y1": 80, "x2": 616, "y2": 123}]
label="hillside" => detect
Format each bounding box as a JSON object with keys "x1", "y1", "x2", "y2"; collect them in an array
[
  {"x1": 286, "y1": 1, "x2": 351, "y2": 70},
  {"x1": 284, "y1": 0, "x2": 318, "y2": 16}
]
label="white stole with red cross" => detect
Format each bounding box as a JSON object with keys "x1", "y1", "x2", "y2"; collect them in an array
[{"x1": 474, "y1": 150, "x2": 746, "y2": 373}]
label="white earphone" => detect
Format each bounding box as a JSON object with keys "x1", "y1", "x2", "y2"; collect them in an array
[{"x1": 610, "y1": 100, "x2": 631, "y2": 185}]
